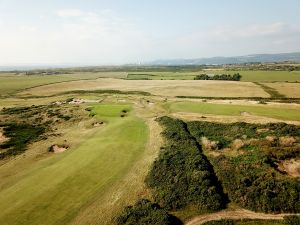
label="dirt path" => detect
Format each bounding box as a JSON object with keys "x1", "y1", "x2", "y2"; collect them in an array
[{"x1": 185, "y1": 208, "x2": 300, "y2": 225}]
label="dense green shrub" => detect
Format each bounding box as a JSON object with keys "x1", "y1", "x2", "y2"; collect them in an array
[
  {"x1": 116, "y1": 199, "x2": 182, "y2": 225},
  {"x1": 0, "y1": 123, "x2": 45, "y2": 159},
  {"x1": 146, "y1": 117, "x2": 227, "y2": 211},
  {"x1": 284, "y1": 216, "x2": 300, "y2": 225},
  {"x1": 188, "y1": 121, "x2": 300, "y2": 148},
  {"x1": 210, "y1": 155, "x2": 300, "y2": 213},
  {"x1": 194, "y1": 73, "x2": 242, "y2": 81}
]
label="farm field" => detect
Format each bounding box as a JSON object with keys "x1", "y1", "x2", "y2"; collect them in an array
[
  {"x1": 126, "y1": 70, "x2": 300, "y2": 82},
  {"x1": 0, "y1": 72, "x2": 126, "y2": 96},
  {"x1": 18, "y1": 78, "x2": 269, "y2": 98},
  {"x1": 262, "y1": 82, "x2": 300, "y2": 98}
]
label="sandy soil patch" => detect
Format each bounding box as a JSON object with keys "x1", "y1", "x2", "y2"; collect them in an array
[
  {"x1": 278, "y1": 159, "x2": 300, "y2": 179},
  {"x1": 279, "y1": 136, "x2": 296, "y2": 147},
  {"x1": 20, "y1": 78, "x2": 269, "y2": 98},
  {"x1": 201, "y1": 137, "x2": 219, "y2": 150},
  {"x1": 0, "y1": 132, "x2": 9, "y2": 144},
  {"x1": 68, "y1": 98, "x2": 99, "y2": 104},
  {"x1": 49, "y1": 144, "x2": 68, "y2": 153}
]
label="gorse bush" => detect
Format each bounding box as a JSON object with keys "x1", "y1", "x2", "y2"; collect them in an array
[
  {"x1": 283, "y1": 216, "x2": 300, "y2": 225},
  {"x1": 116, "y1": 199, "x2": 182, "y2": 225},
  {"x1": 0, "y1": 123, "x2": 45, "y2": 159},
  {"x1": 145, "y1": 116, "x2": 227, "y2": 211},
  {"x1": 210, "y1": 155, "x2": 300, "y2": 213}
]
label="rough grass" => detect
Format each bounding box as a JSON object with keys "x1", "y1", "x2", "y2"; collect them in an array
[
  {"x1": 0, "y1": 104, "x2": 148, "y2": 225},
  {"x1": 262, "y1": 83, "x2": 300, "y2": 98},
  {"x1": 169, "y1": 102, "x2": 300, "y2": 122},
  {"x1": 253, "y1": 82, "x2": 286, "y2": 98}
]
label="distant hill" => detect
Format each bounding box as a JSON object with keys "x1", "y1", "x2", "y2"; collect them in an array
[{"x1": 150, "y1": 52, "x2": 300, "y2": 65}]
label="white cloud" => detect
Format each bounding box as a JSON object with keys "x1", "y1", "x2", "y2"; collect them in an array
[
  {"x1": 20, "y1": 25, "x2": 37, "y2": 32},
  {"x1": 56, "y1": 9, "x2": 84, "y2": 17}
]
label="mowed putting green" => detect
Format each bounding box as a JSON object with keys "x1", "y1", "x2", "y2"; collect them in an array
[
  {"x1": 0, "y1": 104, "x2": 148, "y2": 225},
  {"x1": 169, "y1": 102, "x2": 300, "y2": 122}
]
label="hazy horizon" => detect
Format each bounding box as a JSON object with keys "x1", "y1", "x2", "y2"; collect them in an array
[{"x1": 1, "y1": 0, "x2": 300, "y2": 65}]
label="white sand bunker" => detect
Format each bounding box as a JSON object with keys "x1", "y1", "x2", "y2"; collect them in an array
[
  {"x1": 49, "y1": 144, "x2": 69, "y2": 153},
  {"x1": 68, "y1": 98, "x2": 99, "y2": 104},
  {"x1": 278, "y1": 159, "x2": 300, "y2": 179},
  {"x1": 0, "y1": 132, "x2": 9, "y2": 144},
  {"x1": 93, "y1": 121, "x2": 104, "y2": 127}
]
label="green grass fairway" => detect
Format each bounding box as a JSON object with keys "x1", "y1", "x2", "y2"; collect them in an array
[
  {"x1": 127, "y1": 72, "x2": 199, "y2": 80},
  {"x1": 0, "y1": 104, "x2": 148, "y2": 225},
  {"x1": 169, "y1": 102, "x2": 300, "y2": 121}
]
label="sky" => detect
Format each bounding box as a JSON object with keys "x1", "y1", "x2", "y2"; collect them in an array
[{"x1": 0, "y1": 0, "x2": 300, "y2": 65}]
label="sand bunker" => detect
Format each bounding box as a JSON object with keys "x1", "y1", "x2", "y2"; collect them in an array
[
  {"x1": 68, "y1": 98, "x2": 99, "y2": 104},
  {"x1": 0, "y1": 132, "x2": 9, "y2": 144},
  {"x1": 49, "y1": 144, "x2": 69, "y2": 153}
]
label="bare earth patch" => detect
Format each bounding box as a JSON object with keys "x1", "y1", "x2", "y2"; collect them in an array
[
  {"x1": 279, "y1": 136, "x2": 296, "y2": 147},
  {"x1": 0, "y1": 132, "x2": 9, "y2": 144},
  {"x1": 278, "y1": 159, "x2": 300, "y2": 179},
  {"x1": 49, "y1": 144, "x2": 68, "y2": 153}
]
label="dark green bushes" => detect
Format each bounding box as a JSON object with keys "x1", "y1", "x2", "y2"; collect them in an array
[
  {"x1": 187, "y1": 120, "x2": 300, "y2": 213},
  {"x1": 284, "y1": 216, "x2": 300, "y2": 225},
  {"x1": 194, "y1": 73, "x2": 242, "y2": 81},
  {"x1": 146, "y1": 116, "x2": 227, "y2": 211},
  {"x1": 116, "y1": 199, "x2": 182, "y2": 225},
  {"x1": 0, "y1": 123, "x2": 45, "y2": 159},
  {"x1": 187, "y1": 121, "x2": 300, "y2": 150},
  {"x1": 210, "y1": 155, "x2": 300, "y2": 213}
]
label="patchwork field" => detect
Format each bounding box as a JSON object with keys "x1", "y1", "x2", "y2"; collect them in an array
[
  {"x1": 126, "y1": 70, "x2": 300, "y2": 82},
  {"x1": 19, "y1": 78, "x2": 269, "y2": 98},
  {"x1": 0, "y1": 72, "x2": 127, "y2": 96}
]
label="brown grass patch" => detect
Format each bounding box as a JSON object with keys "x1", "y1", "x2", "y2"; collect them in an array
[
  {"x1": 231, "y1": 139, "x2": 244, "y2": 150},
  {"x1": 0, "y1": 132, "x2": 9, "y2": 144},
  {"x1": 262, "y1": 82, "x2": 300, "y2": 98},
  {"x1": 201, "y1": 137, "x2": 219, "y2": 150},
  {"x1": 278, "y1": 159, "x2": 300, "y2": 179},
  {"x1": 279, "y1": 136, "x2": 296, "y2": 147}
]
